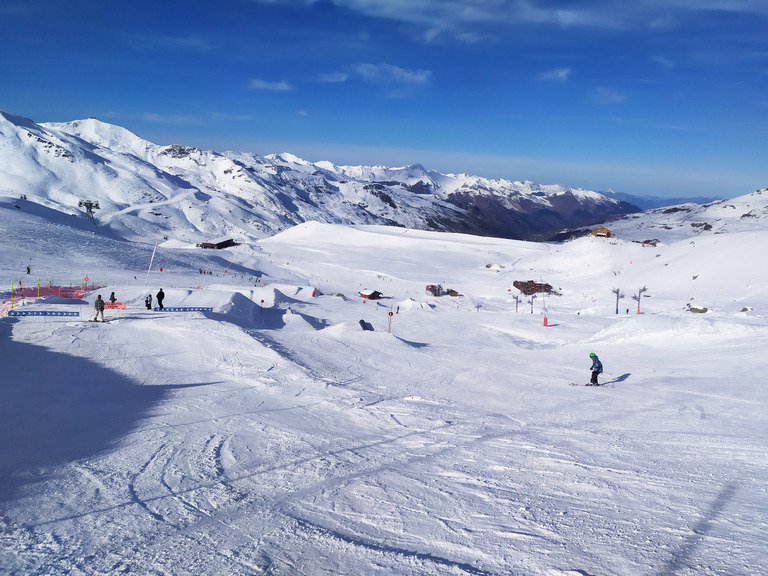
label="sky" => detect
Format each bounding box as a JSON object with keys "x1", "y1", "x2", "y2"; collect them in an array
[{"x1": 1, "y1": 0, "x2": 767, "y2": 199}]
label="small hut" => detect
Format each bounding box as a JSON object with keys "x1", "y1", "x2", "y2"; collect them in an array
[
  {"x1": 199, "y1": 238, "x2": 237, "y2": 249},
  {"x1": 591, "y1": 226, "x2": 612, "y2": 238},
  {"x1": 359, "y1": 289, "x2": 383, "y2": 300}
]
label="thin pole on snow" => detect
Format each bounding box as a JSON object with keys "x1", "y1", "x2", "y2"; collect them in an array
[{"x1": 145, "y1": 241, "x2": 158, "y2": 287}]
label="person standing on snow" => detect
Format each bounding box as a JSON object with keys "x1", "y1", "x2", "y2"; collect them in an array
[
  {"x1": 109, "y1": 292, "x2": 117, "y2": 303},
  {"x1": 156, "y1": 288, "x2": 165, "y2": 310},
  {"x1": 145, "y1": 294, "x2": 152, "y2": 310},
  {"x1": 589, "y1": 352, "x2": 603, "y2": 385},
  {"x1": 93, "y1": 294, "x2": 105, "y2": 322}
]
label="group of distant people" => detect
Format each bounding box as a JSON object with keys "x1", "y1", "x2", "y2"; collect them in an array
[
  {"x1": 92, "y1": 292, "x2": 118, "y2": 322},
  {"x1": 91, "y1": 289, "x2": 608, "y2": 385},
  {"x1": 145, "y1": 288, "x2": 164, "y2": 310},
  {"x1": 92, "y1": 289, "x2": 164, "y2": 321}
]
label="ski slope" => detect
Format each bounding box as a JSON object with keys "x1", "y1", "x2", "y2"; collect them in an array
[{"x1": 1, "y1": 195, "x2": 767, "y2": 576}]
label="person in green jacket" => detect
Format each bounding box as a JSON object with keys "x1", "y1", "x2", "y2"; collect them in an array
[{"x1": 589, "y1": 352, "x2": 603, "y2": 385}]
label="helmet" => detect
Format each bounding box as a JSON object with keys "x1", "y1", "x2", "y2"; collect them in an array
[
  {"x1": 589, "y1": 352, "x2": 596, "y2": 357},
  {"x1": 98, "y1": 294, "x2": 102, "y2": 298}
]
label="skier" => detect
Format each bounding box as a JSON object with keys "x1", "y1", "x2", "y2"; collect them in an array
[
  {"x1": 145, "y1": 294, "x2": 152, "y2": 310},
  {"x1": 156, "y1": 288, "x2": 165, "y2": 310},
  {"x1": 93, "y1": 294, "x2": 105, "y2": 322},
  {"x1": 588, "y1": 352, "x2": 603, "y2": 385},
  {"x1": 109, "y1": 291, "x2": 117, "y2": 303}
]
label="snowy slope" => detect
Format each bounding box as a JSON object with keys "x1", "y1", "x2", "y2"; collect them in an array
[
  {"x1": 1, "y1": 186, "x2": 767, "y2": 575},
  {"x1": 607, "y1": 188, "x2": 768, "y2": 242},
  {"x1": 2, "y1": 109, "x2": 638, "y2": 244}
]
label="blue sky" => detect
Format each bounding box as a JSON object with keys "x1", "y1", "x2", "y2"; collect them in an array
[{"x1": 1, "y1": 1, "x2": 766, "y2": 198}]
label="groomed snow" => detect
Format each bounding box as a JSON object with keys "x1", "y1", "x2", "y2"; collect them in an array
[{"x1": 1, "y1": 197, "x2": 766, "y2": 576}]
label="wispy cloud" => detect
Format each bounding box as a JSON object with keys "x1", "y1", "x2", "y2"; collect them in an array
[
  {"x1": 315, "y1": 63, "x2": 431, "y2": 97},
  {"x1": 318, "y1": 63, "x2": 432, "y2": 93},
  {"x1": 514, "y1": 2, "x2": 623, "y2": 29},
  {"x1": 591, "y1": 87, "x2": 626, "y2": 104},
  {"x1": 141, "y1": 113, "x2": 201, "y2": 125},
  {"x1": 653, "y1": 55, "x2": 674, "y2": 68},
  {"x1": 294, "y1": 1, "x2": 625, "y2": 31},
  {"x1": 130, "y1": 33, "x2": 212, "y2": 52},
  {"x1": 349, "y1": 63, "x2": 431, "y2": 85},
  {"x1": 538, "y1": 67, "x2": 572, "y2": 81},
  {"x1": 317, "y1": 72, "x2": 349, "y2": 83},
  {"x1": 248, "y1": 0, "x2": 768, "y2": 35},
  {"x1": 211, "y1": 112, "x2": 255, "y2": 122},
  {"x1": 249, "y1": 79, "x2": 293, "y2": 91}
]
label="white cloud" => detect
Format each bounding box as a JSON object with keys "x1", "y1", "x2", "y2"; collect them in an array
[
  {"x1": 247, "y1": 0, "x2": 768, "y2": 35},
  {"x1": 538, "y1": 67, "x2": 572, "y2": 81},
  {"x1": 249, "y1": 79, "x2": 293, "y2": 91},
  {"x1": 591, "y1": 87, "x2": 626, "y2": 104},
  {"x1": 211, "y1": 112, "x2": 254, "y2": 122},
  {"x1": 130, "y1": 33, "x2": 212, "y2": 53},
  {"x1": 315, "y1": 63, "x2": 431, "y2": 97},
  {"x1": 350, "y1": 63, "x2": 431, "y2": 85},
  {"x1": 317, "y1": 72, "x2": 349, "y2": 83},
  {"x1": 141, "y1": 113, "x2": 201, "y2": 125}
]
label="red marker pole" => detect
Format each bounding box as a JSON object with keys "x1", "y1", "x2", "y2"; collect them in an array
[{"x1": 388, "y1": 308, "x2": 394, "y2": 333}]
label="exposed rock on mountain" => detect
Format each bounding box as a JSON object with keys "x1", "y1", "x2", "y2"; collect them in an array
[{"x1": 1, "y1": 109, "x2": 638, "y2": 242}]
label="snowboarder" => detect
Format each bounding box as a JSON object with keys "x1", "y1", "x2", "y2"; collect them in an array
[
  {"x1": 156, "y1": 288, "x2": 165, "y2": 310},
  {"x1": 109, "y1": 291, "x2": 117, "y2": 303},
  {"x1": 145, "y1": 294, "x2": 152, "y2": 310},
  {"x1": 26, "y1": 265, "x2": 30, "y2": 274},
  {"x1": 589, "y1": 352, "x2": 603, "y2": 385},
  {"x1": 93, "y1": 294, "x2": 105, "y2": 322}
]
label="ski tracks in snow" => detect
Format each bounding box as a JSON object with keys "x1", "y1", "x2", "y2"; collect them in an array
[{"x1": 4, "y1": 298, "x2": 764, "y2": 575}]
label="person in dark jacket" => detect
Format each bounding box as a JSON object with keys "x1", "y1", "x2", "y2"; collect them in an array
[
  {"x1": 93, "y1": 294, "x2": 105, "y2": 322},
  {"x1": 145, "y1": 294, "x2": 152, "y2": 310},
  {"x1": 589, "y1": 352, "x2": 603, "y2": 385},
  {"x1": 109, "y1": 292, "x2": 117, "y2": 303},
  {"x1": 156, "y1": 288, "x2": 165, "y2": 310}
]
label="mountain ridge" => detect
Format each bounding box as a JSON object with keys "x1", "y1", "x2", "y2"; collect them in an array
[{"x1": 0, "y1": 109, "x2": 715, "y2": 243}]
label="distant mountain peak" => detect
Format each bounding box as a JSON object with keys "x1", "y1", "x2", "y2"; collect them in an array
[{"x1": 1, "y1": 109, "x2": 648, "y2": 243}]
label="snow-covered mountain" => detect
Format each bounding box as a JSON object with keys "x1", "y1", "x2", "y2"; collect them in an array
[
  {"x1": 2, "y1": 109, "x2": 767, "y2": 572},
  {"x1": 1, "y1": 109, "x2": 638, "y2": 243},
  {"x1": 603, "y1": 189, "x2": 723, "y2": 210},
  {"x1": 606, "y1": 188, "x2": 768, "y2": 242},
  {"x1": 2, "y1": 172, "x2": 768, "y2": 575}
]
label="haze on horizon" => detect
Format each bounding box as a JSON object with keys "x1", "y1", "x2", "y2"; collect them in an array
[{"x1": 1, "y1": 0, "x2": 766, "y2": 199}]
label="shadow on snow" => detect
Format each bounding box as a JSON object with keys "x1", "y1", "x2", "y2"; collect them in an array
[{"x1": 0, "y1": 318, "x2": 209, "y2": 503}]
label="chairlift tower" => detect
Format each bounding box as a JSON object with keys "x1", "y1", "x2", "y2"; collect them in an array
[{"x1": 78, "y1": 200, "x2": 100, "y2": 224}]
